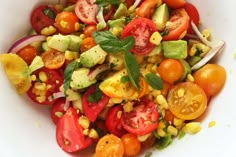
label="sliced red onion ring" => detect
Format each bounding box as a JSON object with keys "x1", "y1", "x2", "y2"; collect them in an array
[
  {"x1": 88, "y1": 64, "x2": 110, "y2": 80},
  {"x1": 8, "y1": 34, "x2": 47, "y2": 53},
  {"x1": 63, "y1": 99, "x2": 71, "y2": 111},
  {"x1": 133, "y1": 0, "x2": 142, "y2": 8},
  {"x1": 96, "y1": 7, "x2": 107, "y2": 30},
  {"x1": 48, "y1": 92, "x2": 65, "y2": 102}
]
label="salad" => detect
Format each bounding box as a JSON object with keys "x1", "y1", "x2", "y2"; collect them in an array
[{"x1": 0, "y1": 0, "x2": 227, "y2": 156}]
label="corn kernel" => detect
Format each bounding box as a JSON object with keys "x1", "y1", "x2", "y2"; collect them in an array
[
  {"x1": 167, "y1": 125, "x2": 178, "y2": 136},
  {"x1": 41, "y1": 26, "x2": 57, "y2": 36},
  {"x1": 74, "y1": 22, "x2": 80, "y2": 31},
  {"x1": 111, "y1": 27, "x2": 121, "y2": 37},
  {"x1": 189, "y1": 43, "x2": 211, "y2": 57},
  {"x1": 184, "y1": 122, "x2": 202, "y2": 134},
  {"x1": 88, "y1": 128, "x2": 99, "y2": 139},
  {"x1": 156, "y1": 94, "x2": 168, "y2": 109},
  {"x1": 150, "y1": 32, "x2": 162, "y2": 45},
  {"x1": 34, "y1": 82, "x2": 47, "y2": 91},
  {"x1": 201, "y1": 29, "x2": 211, "y2": 39},
  {"x1": 173, "y1": 118, "x2": 184, "y2": 127},
  {"x1": 109, "y1": 98, "x2": 123, "y2": 104},
  {"x1": 157, "y1": 128, "x2": 166, "y2": 137},
  {"x1": 123, "y1": 102, "x2": 133, "y2": 112},
  {"x1": 65, "y1": 50, "x2": 75, "y2": 61},
  {"x1": 83, "y1": 129, "x2": 89, "y2": 135},
  {"x1": 78, "y1": 116, "x2": 90, "y2": 129},
  {"x1": 80, "y1": 33, "x2": 85, "y2": 39},
  {"x1": 39, "y1": 71, "x2": 48, "y2": 82},
  {"x1": 31, "y1": 75, "x2": 37, "y2": 81},
  {"x1": 36, "y1": 95, "x2": 46, "y2": 103},
  {"x1": 208, "y1": 121, "x2": 216, "y2": 128},
  {"x1": 72, "y1": 99, "x2": 83, "y2": 111},
  {"x1": 186, "y1": 73, "x2": 194, "y2": 82},
  {"x1": 177, "y1": 88, "x2": 185, "y2": 98},
  {"x1": 158, "y1": 121, "x2": 166, "y2": 129},
  {"x1": 128, "y1": 5, "x2": 135, "y2": 14},
  {"x1": 137, "y1": 133, "x2": 151, "y2": 142}
]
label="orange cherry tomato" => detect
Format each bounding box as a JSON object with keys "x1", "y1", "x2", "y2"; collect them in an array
[
  {"x1": 162, "y1": 9, "x2": 189, "y2": 41},
  {"x1": 95, "y1": 134, "x2": 124, "y2": 157},
  {"x1": 193, "y1": 64, "x2": 226, "y2": 97},
  {"x1": 158, "y1": 59, "x2": 184, "y2": 84},
  {"x1": 41, "y1": 49, "x2": 65, "y2": 69},
  {"x1": 164, "y1": 109, "x2": 175, "y2": 124},
  {"x1": 80, "y1": 37, "x2": 97, "y2": 53},
  {"x1": 121, "y1": 133, "x2": 141, "y2": 157},
  {"x1": 135, "y1": 0, "x2": 158, "y2": 19},
  {"x1": 83, "y1": 25, "x2": 97, "y2": 37},
  {"x1": 161, "y1": 81, "x2": 172, "y2": 97},
  {"x1": 16, "y1": 45, "x2": 37, "y2": 65},
  {"x1": 162, "y1": 0, "x2": 186, "y2": 9},
  {"x1": 167, "y1": 82, "x2": 208, "y2": 120},
  {"x1": 138, "y1": 77, "x2": 148, "y2": 98},
  {"x1": 55, "y1": 11, "x2": 80, "y2": 34}
]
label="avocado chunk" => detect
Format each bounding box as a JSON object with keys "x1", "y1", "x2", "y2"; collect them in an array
[
  {"x1": 70, "y1": 68, "x2": 97, "y2": 90},
  {"x1": 42, "y1": 42, "x2": 50, "y2": 51},
  {"x1": 113, "y1": 3, "x2": 129, "y2": 19},
  {"x1": 162, "y1": 40, "x2": 187, "y2": 59},
  {"x1": 152, "y1": 3, "x2": 169, "y2": 31},
  {"x1": 179, "y1": 59, "x2": 191, "y2": 81},
  {"x1": 80, "y1": 45, "x2": 107, "y2": 68},
  {"x1": 47, "y1": 34, "x2": 71, "y2": 52},
  {"x1": 68, "y1": 35, "x2": 82, "y2": 51},
  {"x1": 148, "y1": 45, "x2": 162, "y2": 56}
]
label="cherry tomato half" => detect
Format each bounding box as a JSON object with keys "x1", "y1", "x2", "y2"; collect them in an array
[
  {"x1": 27, "y1": 67, "x2": 63, "y2": 105},
  {"x1": 167, "y1": 82, "x2": 208, "y2": 120},
  {"x1": 16, "y1": 45, "x2": 37, "y2": 65},
  {"x1": 184, "y1": 2, "x2": 200, "y2": 33},
  {"x1": 41, "y1": 49, "x2": 65, "y2": 69},
  {"x1": 30, "y1": 5, "x2": 57, "y2": 34},
  {"x1": 82, "y1": 85, "x2": 110, "y2": 122},
  {"x1": 75, "y1": 0, "x2": 98, "y2": 24},
  {"x1": 162, "y1": 0, "x2": 186, "y2": 9},
  {"x1": 121, "y1": 98, "x2": 159, "y2": 135},
  {"x1": 83, "y1": 25, "x2": 97, "y2": 37},
  {"x1": 122, "y1": 17, "x2": 157, "y2": 55},
  {"x1": 95, "y1": 134, "x2": 124, "y2": 157},
  {"x1": 106, "y1": 105, "x2": 127, "y2": 137},
  {"x1": 56, "y1": 107, "x2": 93, "y2": 152},
  {"x1": 193, "y1": 64, "x2": 226, "y2": 97},
  {"x1": 135, "y1": 0, "x2": 158, "y2": 19},
  {"x1": 121, "y1": 133, "x2": 141, "y2": 157},
  {"x1": 162, "y1": 9, "x2": 190, "y2": 41},
  {"x1": 51, "y1": 98, "x2": 67, "y2": 124}
]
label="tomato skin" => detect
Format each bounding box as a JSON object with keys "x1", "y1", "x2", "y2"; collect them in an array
[
  {"x1": 30, "y1": 5, "x2": 57, "y2": 34},
  {"x1": 193, "y1": 64, "x2": 226, "y2": 96},
  {"x1": 121, "y1": 133, "x2": 141, "y2": 157},
  {"x1": 75, "y1": 0, "x2": 98, "y2": 24},
  {"x1": 27, "y1": 67, "x2": 63, "y2": 105},
  {"x1": 167, "y1": 82, "x2": 208, "y2": 120},
  {"x1": 56, "y1": 107, "x2": 93, "y2": 153},
  {"x1": 122, "y1": 17, "x2": 157, "y2": 55},
  {"x1": 80, "y1": 37, "x2": 97, "y2": 53},
  {"x1": 162, "y1": 0, "x2": 186, "y2": 9},
  {"x1": 162, "y1": 9, "x2": 189, "y2": 41},
  {"x1": 121, "y1": 98, "x2": 159, "y2": 136},
  {"x1": 184, "y1": 2, "x2": 200, "y2": 33},
  {"x1": 82, "y1": 85, "x2": 110, "y2": 122},
  {"x1": 55, "y1": 11, "x2": 80, "y2": 34},
  {"x1": 95, "y1": 134, "x2": 124, "y2": 157},
  {"x1": 51, "y1": 98, "x2": 67, "y2": 124},
  {"x1": 41, "y1": 49, "x2": 65, "y2": 69},
  {"x1": 16, "y1": 45, "x2": 37, "y2": 65},
  {"x1": 124, "y1": 0, "x2": 135, "y2": 8},
  {"x1": 106, "y1": 105, "x2": 127, "y2": 137},
  {"x1": 158, "y1": 59, "x2": 184, "y2": 84},
  {"x1": 135, "y1": 0, "x2": 158, "y2": 19},
  {"x1": 83, "y1": 25, "x2": 97, "y2": 37}
]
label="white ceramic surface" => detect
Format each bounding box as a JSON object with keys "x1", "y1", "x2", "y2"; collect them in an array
[{"x1": 0, "y1": 0, "x2": 236, "y2": 157}]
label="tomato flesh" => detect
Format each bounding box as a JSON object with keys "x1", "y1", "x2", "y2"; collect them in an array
[
  {"x1": 56, "y1": 107, "x2": 93, "y2": 152},
  {"x1": 167, "y1": 82, "x2": 208, "y2": 120},
  {"x1": 122, "y1": 17, "x2": 157, "y2": 55},
  {"x1": 51, "y1": 98, "x2": 67, "y2": 124},
  {"x1": 121, "y1": 98, "x2": 159, "y2": 135}
]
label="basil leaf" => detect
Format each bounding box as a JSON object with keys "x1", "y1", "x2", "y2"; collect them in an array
[
  {"x1": 87, "y1": 85, "x2": 103, "y2": 103},
  {"x1": 157, "y1": 133, "x2": 172, "y2": 150},
  {"x1": 121, "y1": 36, "x2": 135, "y2": 51},
  {"x1": 124, "y1": 51, "x2": 140, "y2": 91},
  {"x1": 120, "y1": 75, "x2": 130, "y2": 84},
  {"x1": 144, "y1": 73, "x2": 163, "y2": 90},
  {"x1": 63, "y1": 61, "x2": 79, "y2": 95},
  {"x1": 43, "y1": 6, "x2": 56, "y2": 19},
  {"x1": 144, "y1": 152, "x2": 152, "y2": 157},
  {"x1": 94, "y1": 0, "x2": 121, "y2": 7}
]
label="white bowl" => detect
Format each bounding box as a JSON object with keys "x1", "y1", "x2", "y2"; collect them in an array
[{"x1": 0, "y1": 0, "x2": 236, "y2": 157}]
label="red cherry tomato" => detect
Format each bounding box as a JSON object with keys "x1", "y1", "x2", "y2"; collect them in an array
[
  {"x1": 83, "y1": 25, "x2": 97, "y2": 37},
  {"x1": 27, "y1": 67, "x2": 63, "y2": 105},
  {"x1": 135, "y1": 0, "x2": 158, "y2": 19},
  {"x1": 121, "y1": 98, "x2": 159, "y2": 135},
  {"x1": 30, "y1": 5, "x2": 57, "y2": 34},
  {"x1": 105, "y1": 105, "x2": 127, "y2": 137},
  {"x1": 183, "y1": 2, "x2": 200, "y2": 33},
  {"x1": 51, "y1": 98, "x2": 68, "y2": 124},
  {"x1": 122, "y1": 17, "x2": 157, "y2": 55},
  {"x1": 162, "y1": 9, "x2": 190, "y2": 41},
  {"x1": 124, "y1": 0, "x2": 135, "y2": 8},
  {"x1": 16, "y1": 45, "x2": 37, "y2": 65},
  {"x1": 82, "y1": 85, "x2": 110, "y2": 122},
  {"x1": 162, "y1": 0, "x2": 186, "y2": 9},
  {"x1": 75, "y1": 0, "x2": 98, "y2": 24},
  {"x1": 56, "y1": 107, "x2": 93, "y2": 152}
]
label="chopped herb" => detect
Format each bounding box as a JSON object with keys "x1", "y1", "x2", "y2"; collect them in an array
[
  {"x1": 156, "y1": 133, "x2": 173, "y2": 150},
  {"x1": 43, "y1": 6, "x2": 56, "y2": 19},
  {"x1": 94, "y1": 0, "x2": 121, "y2": 7},
  {"x1": 92, "y1": 122, "x2": 106, "y2": 137},
  {"x1": 157, "y1": 107, "x2": 164, "y2": 121},
  {"x1": 144, "y1": 152, "x2": 152, "y2": 157},
  {"x1": 120, "y1": 75, "x2": 130, "y2": 84},
  {"x1": 110, "y1": 63, "x2": 116, "y2": 69},
  {"x1": 178, "y1": 130, "x2": 186, "y2": 140},
  {"x1": 87, "y1": 85, "x2": 103, "y2": 103},
  {"x1": 195, "y1": 47, "x2": 203, "y2": 56},
  {"x1": 36, "y1": 77, "x2": 43, "y2": 83},
  {"x1": 144, "y1": 73, "x2": 163, "y2": 90}
]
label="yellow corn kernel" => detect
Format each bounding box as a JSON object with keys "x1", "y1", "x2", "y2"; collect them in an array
[
  {"x1": 78, "y1": 116, "x2": 90, "y2": 129},
  {"x1": 79, "y1": 33, "x2": 85, "y2": 39},
  {"x1": 157, "y1": 128, "x2": 166, "y2": 137},
  {"x1": 66, "y1": 89, "x2": 81, "y2": 101},
  {"x1": 123, "y1": 101, "x2": 133, "y2": 112},
  {"x1": 177, "y1": 88, "x2": 185, "y2": 98},
  {"x1": 151, "y1": 90, "x2": 161, "y2": 97},
  {"x1": 109, "y1": 98, "x2": 123, "y2": 104},
  {"x1": 34, "y1": 82, "x2": 47, "y2": 91},
  {"x1": 83, "y1": 129, "x2": 89, "y2": 136},
  {"x1": 74, "y1": 22, "x2": 80, "y2": 31},
  {"x1": 201, "y1": 29, "x2": 211, "y2": 39},
  {"x1": 208, "y1": 121, "x2": 216, "y2": 128},
  {"x1": 137, "y1": 133, "x2": 151, "y2": 142},
  {"x1": 41, "y1": 26, "x2": 57, "y2": 36},
  {"x1": 111, "y1": 27, "x2": 121, "y2": 37},
  {"x1": 72, "y1": 99, "x2": 83, "y2": 111},
  {"x1": 186, "y1": 73, "x2": 194, "y2": 82},
  {"x1": 146, "y1": 63, "x2": 154, "y2": 72},
  {"x1": 158, "y1": 120, "x2": 166, "y2": 129},
  {"x1": 167, "y1": 125, "x2": 178, "y2": 136},
  {"x1": 128, "y1": 5, "x2": 135, "y2": 14},
  {"x1": 151, "y1": 64, "x2": 158, "y2": 73},
  {"x1": 39, "y1": 71, "x2": 48, "y2": 82},
  {"x1": 88, "y1": 128, "x2": 99, "y2": 139},
  {"x1": 156, "y1": 0, "x2": 163, "y2": 7},
  {"x1": 46, "y1": 84, "x2": 52, "y2": 90},
  {"x1": 173, "y1": 118, "x2": 184, "y2": 127},
  {"x1": 156, "y1": 94, "x2": 168, "y2": 109},
  {"x1": 189, "y1": 43, "x2": 211, "y2": 57},
  {"x1": 31, "y1": 75, "x2": 37, "y2": 81},
  {"x1": 147, "y1": 55, "x2": 158, "y2": 64},
  {"x1": 36, "y1": 95, "x2": 46, "y2": 103},
  {"x1": 184, "y1": 122, "x2": 202, "y2": 134},
  {"x1": 150, "y1": 32, "x2": 163, "y2": 45},
  {"x1": 65, "y1": 50, "x2": 75, "y2": 61}
]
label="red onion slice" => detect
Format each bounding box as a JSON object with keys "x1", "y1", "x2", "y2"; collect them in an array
[
  {"x1": 8, "y1": 35, "x2": 47, "y2": 53},
  {"x1": 88, "y1": 64, "x2": 110, "y2": 80}
]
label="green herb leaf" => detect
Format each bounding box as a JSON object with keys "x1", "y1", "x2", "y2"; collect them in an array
[
  {"x1": 87, "y1": 85, "x2": 103, "y2": 103},
  {"x1": 156, "y1": 133, "x2": 172, "y2": 150},
  {"x1": 124, "y1": 51, "x2": 140, "y2": 91},
  {"x1": 144, "y1": 152, "x2": 152, "y2": 157},
  {"x1": 121, "y1": 36, "x2": 135, "y2": 51},
  {"x1": 120, "y1": 75, "x2": 130, "y2": 84},
  {"x1": 144, "y1": 73, "x2": 163, "y2": 90},
  {"x1": 43, "y1": 6, "x2": 56, "y2": 19},
  {"x1": 178, "y1": 130, "x2": 186, "y2": 140},
  {"x1": 63, "y1": 61, "x2": 80, "y2": 95},
  {"x1": 94, "y1": 0, "x2": 121, "y2": 7}
]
